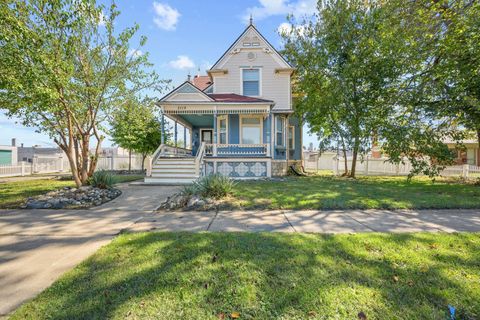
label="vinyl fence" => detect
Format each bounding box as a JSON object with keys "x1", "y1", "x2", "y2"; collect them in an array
[
  {"x1": 0, "y1": 154, "x2": 145, "y2": 178},
  {"x1": 304, "y1": 153, "x2": 480, "y2": 179}
]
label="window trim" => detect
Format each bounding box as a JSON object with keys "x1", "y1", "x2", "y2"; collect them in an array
[
  {"x1": 288, "y1": 125, "x2": 295, "y2": 150},
  {"x1": 240, "y1": 67, "x2": 262, "y2": 97},
  {"x1": 239, "y1": 115, "x2": 263, "y2": 144},
  {"x1": 275, "y1": 116, "x2": 285, "y2": 147},
  {"x1": 216, "y1": 115, "x2": 229, "y2": 144}
]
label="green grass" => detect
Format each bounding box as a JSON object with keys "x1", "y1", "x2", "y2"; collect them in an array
[
  {"x1": 228, "y1": 175, "x2": 480, "y2": 210},
  {"x1": 10, "y1": 232, "x2": 480, "y2": 319},
  {"x1": 0, "y1": 174, "x2": 144, "y2": 209},
  {"x1": 0, "y1": 179, "x2": 75, "y2": 208}
]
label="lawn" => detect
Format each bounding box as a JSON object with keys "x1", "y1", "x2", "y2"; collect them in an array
[
  {"x1": 228, "y1": 175, "x2": 480, "y2": 210},
  {"x1": 0, "y1": 174, "x2": 144, "y2": 209},
  {"x1": 10, "y1": 232, "x2": 480, "y2": 319}
]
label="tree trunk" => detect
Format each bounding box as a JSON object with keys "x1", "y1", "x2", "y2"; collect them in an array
[
  {"x1": 350, "y1": 138, "x2": 360, "y2": 178},
  {"x1": 141, "y1": 153, "x2": 146, "y2": 171},
  {"x1": 128, "y1": 149, "x2": 132, "y2": 172},
  {"x1": 477, "y1": 129, "x2": 480, "y2": 150},
  {"x1": 340, "y1": 135, "x2": 348, "y2": 175}
]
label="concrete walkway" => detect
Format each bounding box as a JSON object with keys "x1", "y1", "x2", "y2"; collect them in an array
[
  {"x1": 129, "y1": 209, "x2": 480, "y2": 233},
  {"x1": 0, "y1": 184, "x2": 180, "y2": 316}
]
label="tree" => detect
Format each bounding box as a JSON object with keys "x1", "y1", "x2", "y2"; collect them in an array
[
  {"x1": 110, "y1": 99, "x2": 170, "y2": 171},
  {"x1": 282, "y1": 0, "x2": 457, "y2": 178},
  {"x1": 282, "y1": 0, "x2": 407, "y2": 177},
  {"x1": 0, "y1": 0, "x2": 165, "y2": 186}
]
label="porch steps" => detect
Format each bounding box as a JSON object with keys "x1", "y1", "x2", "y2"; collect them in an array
[{"x1": 146, "y1": 157, "x2": 198, "y2": 185}]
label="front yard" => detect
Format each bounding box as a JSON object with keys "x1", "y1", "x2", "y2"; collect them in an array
[
  {"x1": 227, "y1": 175, "x2": 480, "y2": 210},
  {"x1": 10, "y1": 232, "x2": 480, "y2": 319},
  {"x1": 0, "y1": 174, "x2": 144, "y2": 209}
]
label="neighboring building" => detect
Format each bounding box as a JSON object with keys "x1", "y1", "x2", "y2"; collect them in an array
[
  {"x1": 444, "y1": 138, "x2": 480, "y2": 166},
  {"x1": 0, "y1": 139, "x2": 17, "y2": 165},
  {"x1": 146, "y1": 20, "x2": 302, "y2": 184},
  {"x1": 17, "y1": 145, "x2": 63, "y2": 163}
]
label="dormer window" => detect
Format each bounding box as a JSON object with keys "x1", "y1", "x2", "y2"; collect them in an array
[{"x1": 242, "y1": 68, "x2": 260, "y2": 96}]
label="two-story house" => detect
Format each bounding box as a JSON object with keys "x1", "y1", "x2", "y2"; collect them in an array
[{"x1": 145, "y1": 21, "x2": 302, "y2": 184}]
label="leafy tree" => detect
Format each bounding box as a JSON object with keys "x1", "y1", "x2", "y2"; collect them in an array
[
  {"x1": 110, "y1": 99, "x2": 170, "y2": 171},
  {"x1": 0, "y1": 0, "x2": 165, "y2": 186},
  {"x1": 282, "y1": 0, "x2": 457, "y2": 178}
]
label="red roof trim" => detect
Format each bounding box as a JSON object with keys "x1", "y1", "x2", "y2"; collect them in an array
[{"x1": 208, "y1": 93, "x2": 273, "y2": 103}]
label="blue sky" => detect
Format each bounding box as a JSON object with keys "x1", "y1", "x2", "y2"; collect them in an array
[{"x1": 0, "y1": 0, "x2": 319, "y2": 148}]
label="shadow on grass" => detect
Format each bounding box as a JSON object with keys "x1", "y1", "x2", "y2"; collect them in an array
[
  {"x1": 10, "y1": 232, "x2": 480, "y2": 319},
  {"x1": 231, "y1": 176, "x2": 480, "y2": 210}
]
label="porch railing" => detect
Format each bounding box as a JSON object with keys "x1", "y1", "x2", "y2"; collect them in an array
[
  {"x1": 195, "y1": 142, "x2": 206, "y2": 176},
  {"x1": 147, "y1": 144, "x2": 192, "y2": 176},
  {"x1": 205, "y1": 143, "x2": 270, "y2": 157}
]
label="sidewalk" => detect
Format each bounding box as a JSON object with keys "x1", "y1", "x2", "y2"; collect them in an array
[{"x1": 129, "y1": 208, "x2": 480, "y2": 233}]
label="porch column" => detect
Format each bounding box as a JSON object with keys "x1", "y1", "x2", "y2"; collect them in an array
[
  {"x1": 266, "y1": 113, "x2": 271, "y2": 157},
  {"x1": 183, "y1": 126, "x2": 187, "y2": 149},
  {"x1": 174, "y1": 121, "x2": 178, "y2": 147},
  {"x1": 213, "y1": 112, "x2": 218, "y2": 156},
  {"x1": 161, "y1": 113, "x2": 165, "y2": 145}
]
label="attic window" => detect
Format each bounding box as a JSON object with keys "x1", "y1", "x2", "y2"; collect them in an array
[
  {"x1": 243, "y1": 42, "x2": 252, "y2": 47},
  {"x1": 252, "y1": 42, "x2": 260, "y2": 46}
]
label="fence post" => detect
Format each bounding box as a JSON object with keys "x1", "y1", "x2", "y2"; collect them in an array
[
  {"x1": 463, "y1": 164, "x2": 469, "y2": 179},
  {"x1": 333, "y1": 156, "x2": 339, "y2": 176},
  {"x1": 21, "y1": 161, "x2": 25, "y2": 176},
  {"x1": 32, "y1": 156, "x2": 37, "y2": 173},
  {"x1": 110, "y1": 156, "x2": 115, "y2": 171},
  {"x1": 59, "y1": 156, "x2": 64, "y2": 172}
]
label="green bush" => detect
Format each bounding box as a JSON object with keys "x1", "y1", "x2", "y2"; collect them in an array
[
  {"x1": 187, "y1": 174, "x2": 236, "y2": 199},
  {"x1": 88, "y1": 170, "x2": 115, "y2": 189}
]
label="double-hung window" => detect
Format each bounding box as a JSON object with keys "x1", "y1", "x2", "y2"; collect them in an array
[
  {"x1": 288, "y1": 126, "x2": 295, "y2": 149},
  {"x1": 240, "y1": 116, "x2": 262, "y2": 144},
  {"x1": 276, "y1": 116, "x2": 285, "y2": 147},
  {"x1": 242, "y1": 69, "x2": 260, "y2": 96},
  {"x1": 217, "y1": 115, "x2": 228, "y2": 144}
]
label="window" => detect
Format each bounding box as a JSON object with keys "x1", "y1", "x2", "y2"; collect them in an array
[
  {"x1": 217, "y1": 116, "x2": 228, "y2": 144},
  {"x1": 276, "y1": 116, "x2": 285, "y2": 147},
  {"x1": 242, "y1": 69, "x2": 260, "y2": 96},
  {"x1": 240, "y1": 116, "x2": 262, "y2": 144},
  {"x1": 288, "y1": 126, "x2": 295, "y2": 149}
]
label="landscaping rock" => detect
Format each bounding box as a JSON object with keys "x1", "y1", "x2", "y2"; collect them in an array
[{"x1": 24, "y1": 186, "x2": 122, "y2": 209}]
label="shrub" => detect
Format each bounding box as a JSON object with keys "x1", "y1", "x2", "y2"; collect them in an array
[
  {"x1": 190, "y1": 174, "x2": 236, "y2": 199},
  {"x1": 88, "y1": 170, "x2": 115, "y2": 189}
]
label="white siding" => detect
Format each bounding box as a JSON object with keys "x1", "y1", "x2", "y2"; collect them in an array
[
  {"x1": 212, "y1": 28, "x2": 292, "y2": 111},
  {"x1": 168, "y1": 92, "x2": 211, "y2": 102}
]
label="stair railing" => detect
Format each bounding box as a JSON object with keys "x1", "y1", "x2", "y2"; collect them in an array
[{"x1": 195, "y1": 142, "x2": 206, "y2": 177}]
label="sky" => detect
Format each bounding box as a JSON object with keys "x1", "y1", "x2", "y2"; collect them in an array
[{"x1": 0, "y1": 0, "x2": 319, "y2": 148}]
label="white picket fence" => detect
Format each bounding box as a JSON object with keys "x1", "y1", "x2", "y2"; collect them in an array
[
  {"x1": 304, "y1": 153, "x2": 480, "y2": 178},
  {"x1": 0, "y1": 155, "x2": 145, "y2": 178}
]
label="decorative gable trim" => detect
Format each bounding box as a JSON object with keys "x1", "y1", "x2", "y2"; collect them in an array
[
  {"x1": 209, "y1": 25, "x2": 293, "y2": 72},
  {"x1": 160, "y1": 81, "x2": 214, "y2": 102}
]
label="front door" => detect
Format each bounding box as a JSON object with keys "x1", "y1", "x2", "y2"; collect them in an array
[{"x1": 201, "y1": 129, "x2": 213, "y2": 144}]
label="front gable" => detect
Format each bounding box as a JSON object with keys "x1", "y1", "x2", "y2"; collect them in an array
[
  {"x1": 160, "y1": 81, "x2": 214, "y2": 102},
  {"x1": 210, "y1": 25, "x2": 292, "y2": 71}
]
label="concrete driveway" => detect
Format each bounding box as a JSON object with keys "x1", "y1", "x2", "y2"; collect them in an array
[{"x1": 0, "y1": 184, "x2": 180, "y2": 316}]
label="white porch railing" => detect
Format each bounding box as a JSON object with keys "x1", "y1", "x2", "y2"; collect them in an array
[
  {"x1": 205, "y1": 143, "x2": 270, "y2": 157},
  {"x1": 195, "y1": 142, "x2": 206, "y2": 176},
  {"x1": 146, "y1": 144, "x2": 192, "y2": 176}
]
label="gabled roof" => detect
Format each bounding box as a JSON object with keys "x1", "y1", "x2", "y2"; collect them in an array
[
  {"x1": 208, "y1": 94, "x2": 273, "y2": 103},
  {"x1": 209, "y1": 24, "x2": 293, "y2": 71},
  {"x1": 159, "y1": 81, "x2": 214, "y2": 102}
]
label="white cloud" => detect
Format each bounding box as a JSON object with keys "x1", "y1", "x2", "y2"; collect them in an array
[
  {"x1": 277, "y1": 22, "x2": 306, "y2": 36},
  {"x1": 169, "y1": 55, "x2": 195, "y2": 70},
  {"x1": 127, "y1": 49, "x2": 143, "y2": 58},
  {"x1": 98, "y1": 11, "x2": 106, "y2": 26},
  {"x1": 153, "y1": 2, "x2": 180, "y2": 31},
  {"x1": 243, "y1": 0, "x2": 316, "y2": 23}
]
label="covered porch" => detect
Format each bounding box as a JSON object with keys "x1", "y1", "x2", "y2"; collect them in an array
[{"x1": 159, "y1": 103, "x2": 273, "y2": 159}]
